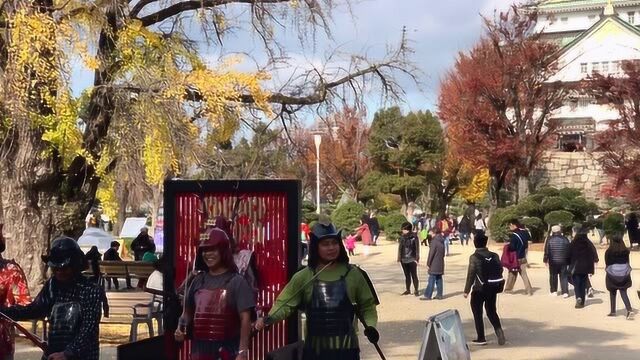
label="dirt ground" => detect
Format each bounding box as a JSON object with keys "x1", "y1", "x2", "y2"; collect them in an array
[
  {"x1": 355, "y1": 238, "x2": 640, "y2": 360},
  {"x1": 14, "y1": 236, "x2": 640, "y2": 359}
]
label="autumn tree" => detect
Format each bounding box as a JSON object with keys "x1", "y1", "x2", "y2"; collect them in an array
[
  {"x1": 584, "y1": 60, "x2": 640, "y2": 204},
  {"x1": 0, "y1": 0, "x2": 415, "y2": 285},
  {"x1": 439, "y1": 6, "x2": 570, "y2": 209}
]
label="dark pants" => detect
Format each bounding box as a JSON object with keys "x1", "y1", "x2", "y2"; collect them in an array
[
  {"x1": 348, "y1": 249, "x2": 355, "y2": 256},
  {"x1": 610, "y1": 289, "x2": 632, "y2": 313},
  {"x1": 470, "y1": 290, "x2": 502, "y2": 341},
  {"x1": 400, "y1": 262, "x2": 419, "y2": 291},
  {"x1": 549, "y1": 264, "x2": 568, "y2": 294},
  {"x1": 459, "y1": 232, "x2": 470, "y2": 246},
  {"x1": 572, "y1": 274, "x2": 588, "y2": 300}
]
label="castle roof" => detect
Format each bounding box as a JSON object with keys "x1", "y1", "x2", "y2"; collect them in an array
[{"x1": 537, "y1": 0, "x2": 640, "y2": 13}]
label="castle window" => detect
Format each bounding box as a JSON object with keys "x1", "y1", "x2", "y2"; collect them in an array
[
  {"x1": 561, "y1": 17, "x2": 569, "y2": 24},
  {"x1": 602, "y1": 61, "x2": 609, "y2": 74},
  {"x1": 629, "y1": 12, "x2": 636, "y2": 24},
  {"x1": 592, "y1": 62, "x2": 600, "y2": 74},
  {"x1": 580, "y1": 63, "x2": 588, "y2": 74},
  {"x1": 612, "y1": 61, "x2": 619, "y2": 74},
  {"x1": 588, "y1": 14, "x2": 596, "y2": 22}
]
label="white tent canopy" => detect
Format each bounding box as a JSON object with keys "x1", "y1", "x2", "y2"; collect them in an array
[{"x1": 77, "y1": 227, "x2": 115, "y2": 253}]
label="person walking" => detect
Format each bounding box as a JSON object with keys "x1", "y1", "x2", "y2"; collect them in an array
[
  {"x1": 254, "y1": 222, "x2": 379, "y2": 360},
  {"x1": 474, "y1": 213, "x2": 487, "y2": 234},
  {"x1": 605, "y1": 234, "x2": 633, "y2": 318},
  {"x1": 355, "y1": 217, "x2": 372, "y2": 256},
  {"x1": 626, "y1": 212, "x2": 640, "y2": 249},
  {"x1": 421, "y1": 228, "x2": 445, "y2": 300},
  {"x1": 543, "y1": 225, "x2": 571, "y2": 297},
  {"x1": 463, "y1": 232, "x2": 506, "y2": 346},
  {"x1": 368, "y1": 211, "x2": 381, "y2": 246},
  {"x1": 568, "y1": 224, "x2": 599, "y2": 309},
  {"x1": 397, "y1": 222, "x2": 420, "y2": 296},
  {"x1": 504, "y1": 219, "x2": 533, "y2": 295},
  {"x1": 437, "y1": 215, "x2": 452, "y2": 256},
  {"x1": 458, "y1": 213, "x2": 472, "y2": 246},
  {"x1": 345, "y1": 232, "x2": 357, "y2": 256}
]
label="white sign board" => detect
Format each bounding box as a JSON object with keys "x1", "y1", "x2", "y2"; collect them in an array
[
  {"x1": 418, "y1": 309, "x2": 470, "y2": 360},
  {"x1": 119, "y1": 217, "x2": 148, "y2": 238}
]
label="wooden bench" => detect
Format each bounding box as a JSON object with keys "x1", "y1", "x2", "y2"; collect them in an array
[
  {"x1": 103, "y1": 291, "x2": 163, "y2": 342},
  {"x1": 98, "y1": 261, "x2": 154, "y2": 289}
]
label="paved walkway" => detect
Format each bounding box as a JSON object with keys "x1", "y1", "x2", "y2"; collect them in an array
[
  {"x1": 14, "y1": 238, "x2": 640, "y2": 359},
  {"x1": 355, "y1": 239, "x2": 640, "y2": 360}
]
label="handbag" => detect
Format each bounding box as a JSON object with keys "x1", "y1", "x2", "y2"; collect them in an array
[
  {"x1": 605, "y1": 263, "x2": 632, "y2": 283},
  {"x1": 500, "y1": 244, "x2": 520, "y2": 271}
]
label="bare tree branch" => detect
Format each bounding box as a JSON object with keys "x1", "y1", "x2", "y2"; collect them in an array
[{"x1": 136, "y1": 0, "x2": 290, "y2": 26}]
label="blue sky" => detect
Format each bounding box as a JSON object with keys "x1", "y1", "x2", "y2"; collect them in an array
[{"x1": 71, "y1": 0, "x2": 513, "y2": 117}]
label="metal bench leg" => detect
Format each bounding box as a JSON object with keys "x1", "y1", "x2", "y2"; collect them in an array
[
  {"x1": 129, "y1": 322, "x2": 137, "y2": 342},
  {"x1": 156, "y1": 316, "x2": 163, "y2": 335},
  {"x1": 147, "y1": 319, "x2": 154, "y2": 338}
]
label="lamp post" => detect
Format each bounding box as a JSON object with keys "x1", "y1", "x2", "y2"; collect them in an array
[{"x1": 313, "y1": 133, "x2": 322, "y2": 214}]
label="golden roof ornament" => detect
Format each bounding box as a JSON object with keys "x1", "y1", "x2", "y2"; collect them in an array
[{"x1": 604, "y1": 0, "x2": 615, "y2": 16}]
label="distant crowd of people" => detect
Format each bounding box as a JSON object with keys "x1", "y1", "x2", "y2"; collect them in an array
[{"x1": 395, "y1": 204, "x2": 639, "y2": 347}]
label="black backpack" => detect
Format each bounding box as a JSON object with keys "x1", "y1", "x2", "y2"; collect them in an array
[{"x1": 474, "y1": 253, "x2": 505, "y2": 293}]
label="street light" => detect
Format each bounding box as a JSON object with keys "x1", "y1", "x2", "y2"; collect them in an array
[
  {"x1": 313, "y1": 132, "x2": 323, "y2": 214},
  {"x1": 312, "y1": 121, "x2": 339, "y2": 215}
]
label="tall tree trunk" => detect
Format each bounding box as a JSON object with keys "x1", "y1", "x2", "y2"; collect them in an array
[{"x1": 517, "y1": 175, "x2": 529, "y2": 204}]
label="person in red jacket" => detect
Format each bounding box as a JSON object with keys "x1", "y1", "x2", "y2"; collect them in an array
[{"x1": 0, "y1": 224, "x2": 31, "y2": 360}]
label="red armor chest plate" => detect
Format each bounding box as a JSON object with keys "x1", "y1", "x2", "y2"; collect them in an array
[{"x1": 193, "y1": 288, "x2": 240, "y2": 341}]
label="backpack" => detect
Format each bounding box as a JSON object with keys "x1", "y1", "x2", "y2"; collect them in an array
[{"x1": 475, "y1": 253, "x2": 505, "y2": 293}]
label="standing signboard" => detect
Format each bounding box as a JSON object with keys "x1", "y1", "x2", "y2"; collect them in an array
[{"x1": 418, "y1": 309, "x2": 471, "y2": 360}]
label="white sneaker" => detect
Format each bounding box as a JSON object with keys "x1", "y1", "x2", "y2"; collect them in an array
[
  {"x1": 562, "y1": 293, "x2": 570, "y2": 298},
  {"x1": 550, "y1": 292, "x2": 558, "y2": 296}
]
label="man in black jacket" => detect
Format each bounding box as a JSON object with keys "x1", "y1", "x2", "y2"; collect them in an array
[
  {"x1": 131, "y1": 227, "x2": 155, "y2": 261},
  {"x1": 543, "y1": 225, "x2": 570, "y2": 297},
  {"x1": 463, "y1": 232, "x2": 506, "y2": 346},
  {"x1": 103, "y1": 241, "x2": 132, "y2": 289}
]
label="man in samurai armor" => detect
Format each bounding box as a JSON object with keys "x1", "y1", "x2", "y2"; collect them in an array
[
  {"x1": 0, "y1": 224, "x2": 31, "y2": 360},
  {"x1": 174, "y1": 228, "x2": 255, "y2": 360},
  {"x1": 2, "y1": 236, "x2": 103, "y2": 360},
  {"x1": 255, "y1": 222, "x2": 380, "y2": 360}
]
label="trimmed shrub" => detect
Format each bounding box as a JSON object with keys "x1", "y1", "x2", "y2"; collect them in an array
[
  {"x1": 541, "y1": 196, "x2": 570, "y2": 214},
  {"x1": 537, "y1": 187, "x2": 560, "y2": 197},
  {"x1": 544, "y1": 210, "x2": 575, "y2": 233},
  {"x1": 379, "y1": 213, "x2": 408, "y2": 241},
  {"x1": 603, "y1": 212, "x2": 625, "y2": 237},
  {"x1": 558, "y1": 188, "x2": 583, "y2": 200},
  {"x1": 566, "y1": 197, "x2": 599, "y2": 221},
  {"x1": 515, "y1": 198, "x2": 543, "y2": 218},
  {"x1": 488, "y1": 207, "x2": 519, "y2": 243},
  {"x1": 527, "y1": 193, "x2": 545, "y2": 205},
  {"x1": 331, "y1": 202, "x2": 366, "y2": 233},
  {"x1": 522, "y1": 217, "x2": 545, "y2": 243}
]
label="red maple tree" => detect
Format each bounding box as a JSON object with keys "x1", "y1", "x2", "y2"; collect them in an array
[
  {"x1": 289, "y1": 107, "x2": 371, "y2": 202},
  {"x1": 584, "y1": 60, "x2": 640, "y2": 204},
  {"x1": 438, "y1": 6, "x2": 569, "y2": 207}
]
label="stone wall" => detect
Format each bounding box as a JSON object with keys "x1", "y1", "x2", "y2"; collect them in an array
[{"x1": 532, "y1": 151, "x2": 607, "y2": 204}]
